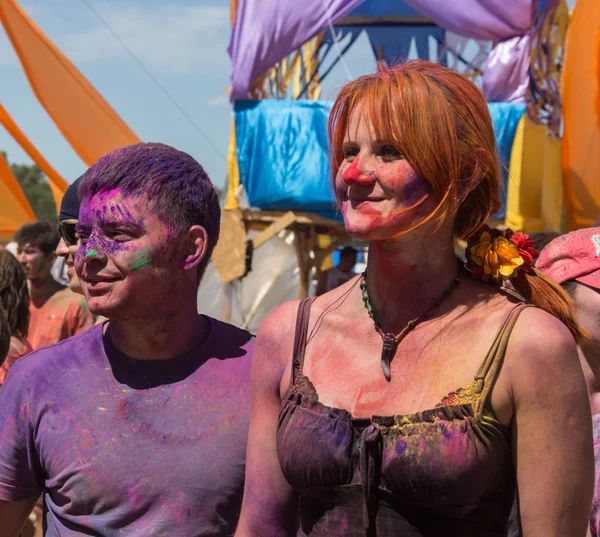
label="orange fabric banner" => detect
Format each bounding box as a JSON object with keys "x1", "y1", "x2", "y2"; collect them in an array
[
  {"x1": 0, "y1": 102, "x2": 68, "y2": 212},
  {"x1": 0, "y1": 150, "x2": 35, "y2": 243},
  {"x1": 0, "y1": 0, "x2": 141, "y2": 167},
  {"x1": 561, "y1": 0, "x2": 600, "y2": 230}
]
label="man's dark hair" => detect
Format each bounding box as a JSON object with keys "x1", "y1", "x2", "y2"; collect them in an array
[
  {"x1": 562, "y1": 280, "x2": 578, "y2": 297},
  {"x1": 14, "y1": 221, "x2": 60, "y2": 256},
  {"x1": 528, "y1": 231, "x2": 562, "y2": 263},
  {"x1": 79, "y1": 142, "x2": 221, "y2": 280}
]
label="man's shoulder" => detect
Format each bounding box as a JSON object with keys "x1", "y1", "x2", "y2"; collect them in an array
[
  {"x1": 7, "y1": 324, "x2": 103, "y2": 379},
  {"x1": 204, "y1": 316, "x2": 255, "y2": 363},
  {"x1": 206, "y1": 316, "x2": 254, "y2": 347}
]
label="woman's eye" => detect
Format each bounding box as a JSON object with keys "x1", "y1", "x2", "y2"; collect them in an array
[
  {"x1": 344, "y1": 148, "x2": 359, "y2": 162},
  {"x1": 380, "y1": 145, "x2": 403, "y2": 160}
]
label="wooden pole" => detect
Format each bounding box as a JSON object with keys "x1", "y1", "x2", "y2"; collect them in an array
[{"x1": 294, "y1": 232, "x2": 309, "y2": 299}]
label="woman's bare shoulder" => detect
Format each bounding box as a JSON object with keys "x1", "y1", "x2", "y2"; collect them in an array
[{"x1": 504, "y1": 306, "x2": 581, "y2": 396}]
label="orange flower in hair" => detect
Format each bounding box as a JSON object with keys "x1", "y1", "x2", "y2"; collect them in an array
[{"x1": 466, "y1": 227, "x2": 524, "y2": 284}]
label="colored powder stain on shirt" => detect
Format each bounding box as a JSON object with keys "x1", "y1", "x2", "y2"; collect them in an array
[
  {"x1": 0, "y1": 317, "x2": 254, "y2": 537},
  {"x1": 590, "y1": 413, "x2": 600, "y2": 536}
]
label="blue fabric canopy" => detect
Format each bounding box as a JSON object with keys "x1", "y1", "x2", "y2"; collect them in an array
[{"x1": 234, "y1": 99, "x2": 525, "y2": 220}]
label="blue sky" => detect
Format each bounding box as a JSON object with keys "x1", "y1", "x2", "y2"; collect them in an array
[
  {"x1": 0, "y1": 0, "x2": 576, "y2": 190},
  {"x1": 0, "y1": 0, "x2": 375, "y2": 190}
]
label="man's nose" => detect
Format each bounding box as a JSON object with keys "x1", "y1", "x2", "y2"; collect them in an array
[
  {"x1": 55, "y1": 238, "x2": 69, "y2": 258},
  {"x1": 77, "y1": 235, "x2": 106, "y2": 264}
]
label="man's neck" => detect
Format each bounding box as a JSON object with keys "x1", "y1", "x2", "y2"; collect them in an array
[
  {"x1": 106, "y1": 303, "x2": 209, "y2": 361},
  {"x1": 28, "y1": 275, "x2": 64, "y2": 303}
]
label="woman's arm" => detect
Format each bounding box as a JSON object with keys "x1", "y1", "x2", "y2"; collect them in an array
[
  {"x1": 235, "y1": 302, "x2": 300, "y2": 537},
  {"x1": 508, "y1": 308, "x2": 594, "y2": 537}
]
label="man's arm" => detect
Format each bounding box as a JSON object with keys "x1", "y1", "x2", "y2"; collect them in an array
[{"x1": 0, "y1": 497, "x2": 38, "y2": 537}]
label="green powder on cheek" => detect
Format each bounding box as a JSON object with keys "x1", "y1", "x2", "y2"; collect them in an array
[
  {"x1": 85, "y1": 249, "x2": 99, "y2": 258},
  {"x1": 129, "y1": 248, "x2": 154, "y2": 270}
]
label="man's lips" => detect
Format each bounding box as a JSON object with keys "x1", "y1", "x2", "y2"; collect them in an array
[{"x1": 81, "y1": 276, "x2": 121, "y2": 290}]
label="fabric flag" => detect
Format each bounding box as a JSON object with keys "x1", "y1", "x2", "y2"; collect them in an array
[
  {"x1": 0, "y1": 150, "x2": 35, "y2": 243},
  {"x1": 0, "y1": 103, "x2": 68, "y2": 212},
  {"x1": 561, "y1": 0, "x2": 600, "y2": 230},
  {"x1": 228, "y1": 0, "x2": 365, "y2": 101},
  {"x1": 0, "y1": 0, "x2": 141, "y2": 166},
  {"x1": 403, "y1": 0, "x2": 559, "y2": 103}
]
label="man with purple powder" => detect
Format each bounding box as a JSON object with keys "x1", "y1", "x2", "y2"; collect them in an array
[{"x1": 0, "y1": 143, "x2": 254, "y2": 537}]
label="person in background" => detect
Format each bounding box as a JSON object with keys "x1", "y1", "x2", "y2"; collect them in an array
[
  {"x1": 55, "y1": 177, "x2": 106, "y2": 327},
  {"x1": 13, "y1": 220, "x2": 94, "y2": 350},
  {"x1": 315, "y1": 246, "x2": 358, "y2": 295},
  {"x1": 55, "y1": 177, "x2": 85, "y2": 295},
  {"x1": 0, "y1": 142, "x2": 254, "y2": 537},
  {"x1": 527, "y1": 231, "x2": 561, "y2": 260},
  {"x1": 0, "y1": 250, "x2": 32, "y2": 386},
  {"x1": 537, "y1": 228, "x2": 600, "y2": 537}
]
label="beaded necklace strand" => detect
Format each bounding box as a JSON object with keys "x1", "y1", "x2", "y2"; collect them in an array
[{"x1": 360, "y1": 272, "x2": 460, "y2": 381}]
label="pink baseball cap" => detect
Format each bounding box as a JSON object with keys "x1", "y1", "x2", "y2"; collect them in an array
[{"x1": 537, "y1": 227, "x2": 600, "y2": 289}]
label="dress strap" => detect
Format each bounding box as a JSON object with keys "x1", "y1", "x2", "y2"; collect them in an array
[
  {"x1": 291, "y1": 298, "x2": 316, "y2": 384},
  {"x1": 474, "y1": 303, "x2": 533, "y2": 414}
]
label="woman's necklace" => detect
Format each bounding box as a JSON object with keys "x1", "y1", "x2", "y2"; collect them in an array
[{"x1": 360, "y1": 272, "x2": 460, "y2": 381}]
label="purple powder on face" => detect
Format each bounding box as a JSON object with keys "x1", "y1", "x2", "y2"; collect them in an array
[{"x1": 78, "y1": 143, "x2": 220, "y2": 262}]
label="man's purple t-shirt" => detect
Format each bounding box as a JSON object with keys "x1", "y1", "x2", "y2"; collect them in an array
[{"x1": 0, "y1": 317, "x2": 254, "y2": 536}]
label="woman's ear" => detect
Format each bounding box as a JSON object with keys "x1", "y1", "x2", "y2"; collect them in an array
[{"x1": 182, "y1": 225, "x2": 208, "y2": 271}]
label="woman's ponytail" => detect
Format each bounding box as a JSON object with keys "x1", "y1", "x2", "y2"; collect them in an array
[
  {"x1": 511, "y1": 268, "x2": 587, "y2": 343},
  {"x1": 462, "y1": 226, "x2": 587, "y2": 343}
]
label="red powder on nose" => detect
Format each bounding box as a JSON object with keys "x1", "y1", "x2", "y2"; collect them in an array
[{"x1": 342, "y1": 157, "x2": 362, "y2": 183}]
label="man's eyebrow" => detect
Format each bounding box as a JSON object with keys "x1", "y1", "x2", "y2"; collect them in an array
[{"x1": 101, "y1": 220, "x2": 143, "y2": 230}]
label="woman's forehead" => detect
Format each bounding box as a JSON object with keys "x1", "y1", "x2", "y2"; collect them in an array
[{"x1": 344, "y1": 107, "x2": 376, "y2": 141}]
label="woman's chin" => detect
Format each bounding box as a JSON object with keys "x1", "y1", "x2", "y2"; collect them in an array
[{"x1": 344, "y1": 223, "x2": 394, "y2": 241}]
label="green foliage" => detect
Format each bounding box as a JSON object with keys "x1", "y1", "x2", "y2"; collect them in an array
[{"x1": 3, "y1": 153, "x2": 57, "y2": 222}]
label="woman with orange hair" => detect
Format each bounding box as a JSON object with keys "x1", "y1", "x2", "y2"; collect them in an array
[{"x1": 234, "y1": 60, "x2": 593, "y2": 537}]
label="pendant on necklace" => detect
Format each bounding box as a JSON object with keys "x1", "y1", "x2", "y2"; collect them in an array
[{"x1": 381, "y1": 333, "x2": 396, "y2": 381}]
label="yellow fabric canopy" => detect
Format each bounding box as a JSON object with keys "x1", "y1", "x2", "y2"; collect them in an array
[
  {"x1": 0, "y1": 0, "x2": 141, "y2": 167},
  {"x1": 0, "y1": 150, "x2": 35, "y2": 243}
]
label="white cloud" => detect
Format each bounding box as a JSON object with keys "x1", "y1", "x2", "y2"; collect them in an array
[
  {"x1": 207, "y1": 93, "x2": 229, "y2": 107},
  {"x1": 0, "y1": 2, "x2": 230, "y2": 74}
]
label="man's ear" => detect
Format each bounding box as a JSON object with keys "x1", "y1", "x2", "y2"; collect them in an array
[{"x1": 182, "y1": 225, "x2": 209, "y2": 271}]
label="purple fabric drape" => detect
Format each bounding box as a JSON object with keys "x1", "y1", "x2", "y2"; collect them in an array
[
  {"x1": 228, "y1": 0, "x2": 364, "y2": 102},
  {"x1": 403, "y1": 0, "x2": 558, "y2": 103}
]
